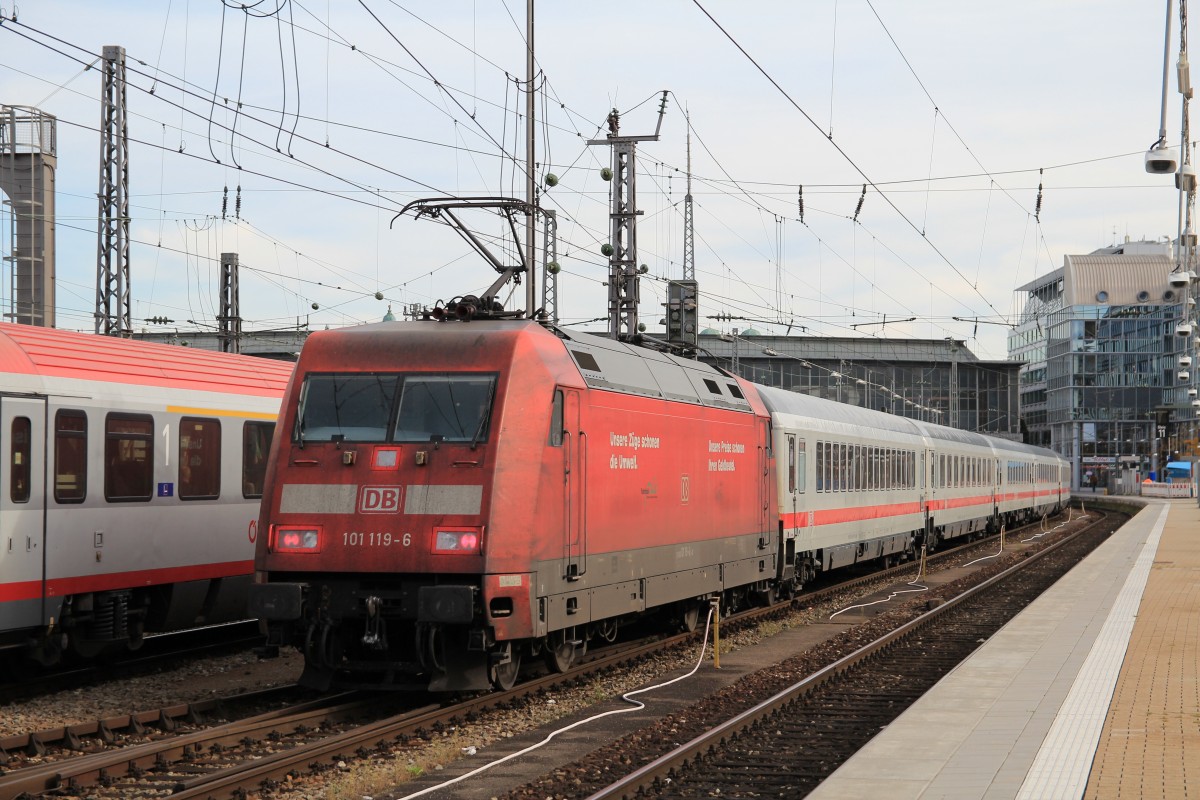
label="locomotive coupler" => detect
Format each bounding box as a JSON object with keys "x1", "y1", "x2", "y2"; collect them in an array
[{"x1": 361, "y1": 595, "x2": 387, "y2": 649}]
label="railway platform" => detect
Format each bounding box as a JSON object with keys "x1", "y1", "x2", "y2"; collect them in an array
[{"x1": 808, "y1": 497, "x2": 1200, "y2": 800}]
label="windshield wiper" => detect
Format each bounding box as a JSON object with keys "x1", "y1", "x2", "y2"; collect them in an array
[{"x1": 470, "y1": 380, "x2": 497, "y2": 451}]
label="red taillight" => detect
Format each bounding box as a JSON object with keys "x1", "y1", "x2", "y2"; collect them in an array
[
  {"x1": 270, "y1": 525, "x2": 322, "y2": 553},
  {"x1": 433, "y1": 527, "x2": 483, "y2": 554}
]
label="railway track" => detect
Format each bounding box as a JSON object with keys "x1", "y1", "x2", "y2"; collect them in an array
[
  {"x1": 0, "y1": 620, "x2": 264, "y2": 704},
  {"x1": 555, "y1": 507, "x2": 1121, "y2": 800},
  {"x1": 0, "y1": 506, "x2": 1108, "y2": 800}
]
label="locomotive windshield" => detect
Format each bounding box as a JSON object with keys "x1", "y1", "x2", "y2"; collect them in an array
[
  {"x1": 294, "y1": 372, "x2": 496, "y2": 444},
  {"x1": 394, "y1": 375, "x2": 495, "y2": 443},
  {"x1": 296, "y1": 374, "x2": 398, "y2": 442}
]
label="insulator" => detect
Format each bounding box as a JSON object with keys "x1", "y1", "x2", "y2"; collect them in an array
[
  {"x1": 798, "y1": 185, "x2": 804, "y2": 223},
  {"x1": 1034, "y1": 168, "x2": 1043, "y2": 223},
  {"x1": 221, "y1": 186, "x2": 228, "y2": 219},
  {"x1": 853, "y1": 184, "x2": 866, "y2": 222},
  {"x1": 235, "y1": 185, "x2": 242, "y2": 219}
]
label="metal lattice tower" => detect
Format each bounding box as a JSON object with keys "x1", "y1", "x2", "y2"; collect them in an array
[
  {"x1": 95, "y1": 45, "x2": 131, "y2": 336},
  {"x1": 540, "y1": 210, "x2": 559, "y2": 324},
  {"x1": 588, "y1": 93, "x2": 669, "y2": 339},
  {"x1": 0, "y1": 105, "x2": 56, "y2": 327},
  {"x1": 219, "y1": 252, "x2": 242, "y2": 353},
  {"x1": 683, "y1": 111, "x2": 694, "y2": 282}
]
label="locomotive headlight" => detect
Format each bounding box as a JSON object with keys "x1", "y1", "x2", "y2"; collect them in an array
[
  {"x1": 271, "y1": 525, "x2": 322, "y2": 553},
  {"x1": 433, "y1": 527, "x2": 483, "y2": 554}
]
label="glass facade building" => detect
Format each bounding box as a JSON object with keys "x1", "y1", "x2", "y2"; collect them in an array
[{"x1": 1010, "y1": 242, "x2": 1198, "y2": 489}]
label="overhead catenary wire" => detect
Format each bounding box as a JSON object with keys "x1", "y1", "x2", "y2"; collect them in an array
[
  {"x1": 1, "y1": 5, "x2": 1151, "y2": 352},
  {"x1": 691, "y1": 0, "x2": 1008, "y2": 323}
]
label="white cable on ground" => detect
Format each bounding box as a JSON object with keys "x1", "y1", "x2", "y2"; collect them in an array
[
  {"x1": 1021, "y1": 513, "x2": 1072, "y2": 543},
  {"x1": 829, "y1": 545, "x2": 928, "y2": 620},
  {"x1": 828, "y1": 580, "x2": 928, "y2": 619},
  {"x1": 392, "y1": 608, "x2": 717, "y2": 800},
  {"x1": 962, "y1": 525, "x2": 1006, "y2": 567}
]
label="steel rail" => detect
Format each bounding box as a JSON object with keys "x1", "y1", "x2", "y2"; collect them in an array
[
  {"x1": 582, "y1": 516, "x2": 1097, "y2": 800},
  {"x1": 0, "y1": 691, "x2": 373, "y2": 799},
  {"x1": 0, "y1": 510, "x2": 1085, "y2": 799}
]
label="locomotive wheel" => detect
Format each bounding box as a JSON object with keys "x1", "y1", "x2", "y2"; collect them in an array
[
  {"x1": 126, "y1": 620, "x2": 146, "y2": 652},
  {"x1": 68, "y1": 637, "x2": 108, "y2": 660},
  {"x1": 490, "y1": 645, "x2": 521, "y2": 691},
  {"x1": 680, "y1": 603, "x2": 700, "y2": 633},
  {"x1": 543, "y1": 631, "x2": 581, "y2": 673}
]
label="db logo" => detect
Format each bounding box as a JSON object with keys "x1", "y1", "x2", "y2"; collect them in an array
[{"x1": 359, "y1": 485, "x2": 403, "y2": 514}]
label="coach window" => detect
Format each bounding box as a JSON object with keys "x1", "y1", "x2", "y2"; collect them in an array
[
  {"x1": 10, "y1": 417, "x2": 31, "y2": 503},
  {"x1": 826, "y1": 443, "x2": 835, "y2": 492},
  {"x1": 549, "y1": 390, "x2": 564, "y2": 446},
  {"x1": 105, "y1": 414, "x2": 154, "y2": 502},
  {"x1": 179, "y1": 417, "x2": 221, "y2": 500},
  {"x1": 835, "y1": 443, "x2": 846, "y2": 492},
  {"x1": 816, "y1": 441, "x2": 826, "y2": 492},
  {"x1": 242, "y1": 421, "x2": 274, "y2": 498},
  {"x1": 54, "y1": 410, "x2": 87, "y2": 503}
]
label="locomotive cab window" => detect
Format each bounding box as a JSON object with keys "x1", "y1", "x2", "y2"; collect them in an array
[
  {"x1": 394, "y1": 374, "x2": 497, "y2": 443},
  {"x1": 10, "y1": 416, "x2": 31, "y2": 503},
  {"x1": 242, "y1": 421, "x2": 274, "y2": 498},
  {"x1": 296, "y1": 373, "x2": 398, "y2": 443},
  {"x1": 105, "y1": 414, "x2": 154, "y2": 502},
  {"x1": 549, "y1": 390, "x2": 564, "y2": 447},
  {"x1": 179, "y1": 417, "x2": 221, "y2": 500},
  {"x1": 54, "y1": 409, "x2": 87, "y2": 503}
]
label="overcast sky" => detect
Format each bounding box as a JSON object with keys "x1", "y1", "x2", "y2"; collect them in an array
[{"x1": 0, "y1": 1, "x2": 1184, "y2": 358}]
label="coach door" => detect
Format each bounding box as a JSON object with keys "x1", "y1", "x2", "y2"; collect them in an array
[
  {"x1": 922, "y1": 448, "x2": 935, "y2": 540},
  {"x1": 757, "y1": 419, "x2": 771, "y2": 546},
  {"x1": 0, "y1": 396, "x2": 47, "y2": 630},
  {"x1": 560, "y1": 389, "x2": 586, "y2": 580}
]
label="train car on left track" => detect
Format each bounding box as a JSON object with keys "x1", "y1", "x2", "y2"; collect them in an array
[{"x1": 0, "y1": 322, "x2": 293, "y2": 665}]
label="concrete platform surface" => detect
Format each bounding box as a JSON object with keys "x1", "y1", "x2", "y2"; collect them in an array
[{"x1": 809, "y1": 499, "x2": 1199, "y2": 800}]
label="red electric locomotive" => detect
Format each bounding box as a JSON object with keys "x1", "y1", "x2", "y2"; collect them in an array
[{"x1": 250, "y1": 321, "x2": 777, "y2": 690}]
